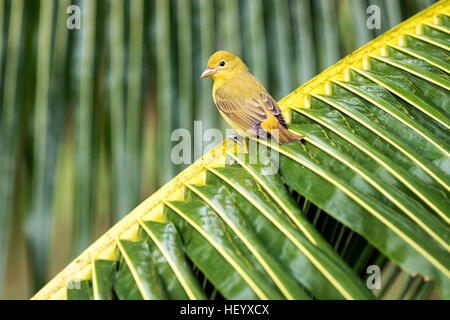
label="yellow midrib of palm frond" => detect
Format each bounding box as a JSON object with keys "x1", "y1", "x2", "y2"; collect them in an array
[{"x1": 32, "y1": 0, "x2": 449, "y2": 300}]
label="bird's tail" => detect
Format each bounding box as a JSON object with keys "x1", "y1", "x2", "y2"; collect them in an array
[{"x1": 276, "y1": 127, "x2": 304, "y2": 144}]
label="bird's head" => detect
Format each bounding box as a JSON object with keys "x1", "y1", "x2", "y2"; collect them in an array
[{"x1": 200, "y1": 50, "x2": 248, "y2": 81}]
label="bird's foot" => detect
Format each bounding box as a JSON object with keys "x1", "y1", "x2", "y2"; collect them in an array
[
  {"x1": 227, "y1": 133, "x2": 243, "y2": 146},
  {"x1": 227, "y1": 133, "x2": 242, "y2": 165}
]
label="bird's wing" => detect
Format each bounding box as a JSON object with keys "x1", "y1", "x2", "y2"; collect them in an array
[
  {"x1": 257, "y1": 92, "x2": 288, "y2": 129},
  {"x1": 215, "y1": 96, "x2": 267, "y2": 131},
  {"x1": 215, "y1": 91, "x2": 287, "y2": 131}
]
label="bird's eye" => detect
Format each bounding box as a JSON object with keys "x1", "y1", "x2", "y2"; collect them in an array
[{"x1": 219, "y1": 60, "x2": 225, "y2": 67}]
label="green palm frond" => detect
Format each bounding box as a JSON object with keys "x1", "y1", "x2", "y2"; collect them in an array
[{"x1": 32, "y1": 1, "x2": 449, "y2": 300}]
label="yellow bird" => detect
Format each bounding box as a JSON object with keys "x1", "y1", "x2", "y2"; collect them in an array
[{"x1": 200, "y1": 50, "x2": 303, "y2": 144}]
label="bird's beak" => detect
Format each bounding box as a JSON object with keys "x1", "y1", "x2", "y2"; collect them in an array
[{"x1": 200, "y1": 67, "x2": 216, "y2": 79}]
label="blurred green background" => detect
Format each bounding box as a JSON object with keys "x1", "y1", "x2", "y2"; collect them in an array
[{"x1": 0, "y1": 0, "x2": 438, "y2": 299}]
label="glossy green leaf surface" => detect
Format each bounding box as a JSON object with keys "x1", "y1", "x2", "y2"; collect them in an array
[
  {"x1": 139, "y1": 220, "x2": 207, "y2": 300},
  {"x1": 114, "y1": 240, "x2": 166, "y2": 300},
  {"x1": 293, "y1": 99, "x2": 450, "y2": 225},
  {"x1": 272, "y1": 140, "x2": 450, "y2": 298},
  {"x1": 165, "y1": 199, "x2": 285, "y2": 299},
  {"x1": 400, "y1": 35, "x2": 450, "y2": 72},
  {"x1": 114, "y1": 255, "x2": 143, "y2": 300},
  {"x1": 206, "y1": 166, "x2": 373, "y2": 300},
  {"x1": 186, "y1": 183, "x2": 311, "y2": 300},
  {"x1": 291, "y1": 123, "x2": 450, "y2": 250},
  {"x1": 92, "y1": 259, "x2": 116, "y2": 300}
]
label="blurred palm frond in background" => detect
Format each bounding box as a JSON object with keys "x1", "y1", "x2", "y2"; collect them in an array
[{"x1": 0, "y1": 0, "x2": 438, "y2": 299}]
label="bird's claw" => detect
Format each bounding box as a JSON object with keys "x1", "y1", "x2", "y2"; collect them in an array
[
  {"x1": 227, "y1": 133, "x2": 242, "y2": 165},
  {"x1": 227, "y1": 133, "x2": 242, "y2": 146}
]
